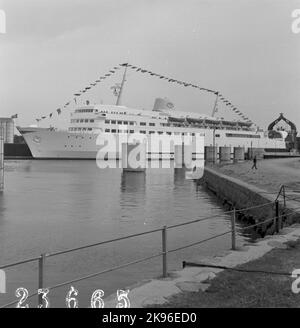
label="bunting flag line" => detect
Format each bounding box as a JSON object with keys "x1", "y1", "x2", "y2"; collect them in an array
[
  {"x1": 121, "y1": 62, "x2": 255, "y2": 125},
  {"x1": 36, "y1": 62, "x2": 255, "y2": 126},
  {"x1": 37, "y1": 64, "x2": 119, "y2": 122}
]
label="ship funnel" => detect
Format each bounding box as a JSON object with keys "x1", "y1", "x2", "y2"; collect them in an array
[{"x1": 152, "y1": 97, "x2": 175, "y2": 111}]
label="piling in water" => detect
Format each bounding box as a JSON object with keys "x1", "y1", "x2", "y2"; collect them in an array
[
  {"x1": 122, "y1": 142, "x2": 146, "y2": 172},
  {"x1": 233, "y1": 147, "x2": 245, "y2": 161},
  {"x1": 205, "y1": 146, "x2": 217, "y2": 162},
  {"x1": 219, "y1": 146, "x2": 231, "y2": 161}
]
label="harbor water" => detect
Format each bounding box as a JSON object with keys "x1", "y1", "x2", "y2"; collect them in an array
[{"x1": 0, "y1": 160, "x2": 248, "y2": 307}]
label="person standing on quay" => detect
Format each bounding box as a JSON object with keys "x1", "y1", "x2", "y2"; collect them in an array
[{"x1": 252, "y1": 155, "x2": 257, "y2": 170}]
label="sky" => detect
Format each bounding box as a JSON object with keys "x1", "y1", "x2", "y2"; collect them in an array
[{"x1": 0, "y1": 0, "x2": 300, "y2": 131}]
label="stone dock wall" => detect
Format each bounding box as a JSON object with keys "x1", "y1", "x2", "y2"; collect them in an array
[{"x1": 200, "y1": 167, "x2": 300, "y2": 237}]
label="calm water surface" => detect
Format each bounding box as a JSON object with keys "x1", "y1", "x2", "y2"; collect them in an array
[{"x1": 0, "y1": 160, "x2": 247, "y2": 307}]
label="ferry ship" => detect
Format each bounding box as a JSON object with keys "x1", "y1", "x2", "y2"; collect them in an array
[{"x1": 17, "y1": 70, "x2": 288, "y2": 159}]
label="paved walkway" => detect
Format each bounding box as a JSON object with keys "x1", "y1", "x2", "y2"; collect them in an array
[
  {"x1": 212, "y1": 158, "x2": 300, "y2": 194},
  {"x1": 211, "y1": 158, "x2": 300, "y2": 211}
]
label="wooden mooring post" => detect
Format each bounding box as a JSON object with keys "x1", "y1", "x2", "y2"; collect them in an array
[{"x1": 0, "y1": 126, "x2": 4, "y2": 192}]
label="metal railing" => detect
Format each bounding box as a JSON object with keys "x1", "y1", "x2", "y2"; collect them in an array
[{"x1": 1, "y1": 185, "x2": 300, "y2": 308}]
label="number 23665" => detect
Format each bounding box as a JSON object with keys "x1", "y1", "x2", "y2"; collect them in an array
[{"x1": 15, "y1": 286, "x2": 130, "y2": 308}]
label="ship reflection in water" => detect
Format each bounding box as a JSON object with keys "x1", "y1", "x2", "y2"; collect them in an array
[{"x1": 0, "y1": 160, "x2": 246, "y2": 307}]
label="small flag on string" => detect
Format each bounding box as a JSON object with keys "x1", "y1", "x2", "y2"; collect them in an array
[
  {"x1": 49, "y1": 113, "x2": 53, "y2": 118},
  {"x1": 74, "y1": 93, "x2": 81, "y2": 96},
  {"x1": 57, "y1": 109, "x2": 61, "y2": 115},
  {"x1": 36, "y1": 118, "x2": 41, "y2": 122},
  {"x1": 11, "y1": 114, "x2": 18, "y2": 119},
  {"x1": 42, "y1": 116, "x2": 46, "y2": 119}
]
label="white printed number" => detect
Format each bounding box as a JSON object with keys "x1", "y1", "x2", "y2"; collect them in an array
[
  {"x1": 66, "y1": 286, "x2": 79, "y2": 308},
  {"x1": 116, "y1": 289, "x2": 130, "y2": 308},
  {"x1": 15, "y1": 287, "x2": 29, "y2": 308},
  {"x1": 291, "y1": 269, "x2": 300, "y2": 293},
  {"x1": 291, "y1": 9, "x2": 300, "y2": 34},
  {"x1": 14, "y1": 286, "x2": 130, "y2": 308},
  {"x1": 38, "y1": 288, "x2": 50, "y2": 308},
  {"x1": 90, "y1": 289, "x2": 105, "y2": 308}
]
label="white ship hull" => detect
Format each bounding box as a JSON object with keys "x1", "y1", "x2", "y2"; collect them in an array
[{"x1": 18, "y1": 126, "x2": 287, "y2": 159}]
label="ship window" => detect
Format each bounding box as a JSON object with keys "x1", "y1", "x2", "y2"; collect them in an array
[
  {"x1": 140, "y1": 130, "x2": 146, "y2": 134},
  {"x1": 105, "y1": 129, "x2": 110, "y2": 132},
  {"x1": 111, "y1": 120, "x2": 116, "y2": 124},
  {"x1": 149, "y1": 131, "x2": 155, "y2": 134},
  {"x1": 167, "y1": 132, "x2": 172, "y2": 135},
  {"x1": 117, "y1": 121, "x2": 122, "y2": 124},
  {"x1": 149, "y1": 123, "x2": 155, "y2": 126},
  {"x1": 215, "y1": 134, "x2": 220, "y2": 137},
  {"x1": 80, "y1": 119, "x2": 84, "y2": 123},
  {"x1": 123, "y1": 121, "x2": 128, "y2": 125},
  {"x1": 130, "y1": 130, "x2": 134, "y2": 133},
  {"x1": 129, "y1": 122, "x2": 134, "y2": 125},
  {"x1": 90, "y1": 119, "x2": 94, "y2": 123},
  {"x1": 140, "y1": 122, "x2": 146, "y2": 126},
  {"x1": 111, "y1": 129, "x2": 116, "y2": 133},
  {"x1": 105, "y1": 120, "x2": 110, "y2": 124},
  {"x1": 158, "y1": 131, "x2": 163, "y2": 135},
  {"x1": 85, "y1": 119, "x2": 88, "y2": 123},
  {"x1": 226, "y1": 133, "x2": 260, "y2": 138},
  {"x1": 88, "y1": 128, "x2": 92, "y2": 131}
]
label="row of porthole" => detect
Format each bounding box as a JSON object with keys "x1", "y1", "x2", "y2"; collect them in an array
[{"x1": 67, "y1": 135, "x2": 94, "y2": 139}]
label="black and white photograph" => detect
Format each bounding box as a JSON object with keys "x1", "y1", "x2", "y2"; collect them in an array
[{"x1": 1, "y1": 0, "x2": 300, "y2": 316}]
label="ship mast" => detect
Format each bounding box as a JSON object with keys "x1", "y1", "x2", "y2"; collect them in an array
[
  {"x1": 116, "y1": 65, "x2": 127, "y2": 106},
  {"x1": 211, "y1": 92, "x2": 219, "y2": 117}
]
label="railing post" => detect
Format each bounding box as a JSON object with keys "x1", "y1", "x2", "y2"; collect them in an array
[
  {"x1": 275, "y1": 200, "x2": 280, "y2": 233},
  {"x1": 38, "y1": 253, "x2": 46, "y2": 306},
  {"x1": 231, "y1": 208, "x2": 236, "y2": 250},
  {"x1": 162, "y1": 226, "x2": 167, "y2": 278}
]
